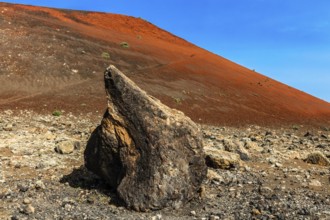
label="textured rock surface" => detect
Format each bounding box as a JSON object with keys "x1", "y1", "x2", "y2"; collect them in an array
[
  {"x1": 305, "y1": 152, "x2": 330, "y2": 166},
  {"x1": 84, "y1": 65, "x2": 207, "y2": 211},
  {"x1": 55, "y1": 140, "x2": 75, "y2": 154},
  {"x1": 204, "y1": 146, "x2": 241, "y2": 169},
  {"x1": 1, "y1": 111, "x2": 330, "y2": 219}
]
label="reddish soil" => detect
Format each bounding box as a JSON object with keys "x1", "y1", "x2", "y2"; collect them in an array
[{"x1": 0, "y1": 2, "x2": 329, "y2": 127}]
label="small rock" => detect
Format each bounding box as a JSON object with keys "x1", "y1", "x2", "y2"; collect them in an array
[
  {"x1": 244, "y1": 141, "x2": 263, "y2": 152},
  {"x1": 223, "y1": 139, "x2": 237, "y2": 152},
  {"x1": 199, "y1": 185, "x2": 206, "y2": 198},
  {"x1": 229, "y1": 187, "x2": 236, "y2": 192},
  {"x1": 304, "y1": 132, "x2": 313, "y2": 137},
  {"x1": 259, "y1": 186, "x2": 273, "y2": 196},
  {"x1": 35, "y1": 180, "x2": 45, "y2": 190},
  {"x1": 64, "y1": 204, "x2": 72, "y2": 211},
  {"x1": 0, "y1": 189, "x2": 12, "y2": 199},
  {"x1": 73, "y1": 141, "x2": 81, "y2": 150},
  {"x1": 86, "y1": 197, "x2": 94, "y2": 204},
  {"x1": 322, "y1": 210, "x2": 330, "y2": 215},
  {"x1": 10, "y1": 215, "x2": 19, "y2": 220},
  {"x1": 305, "y1": 152, "x2": 330, "y2": 166},
  {"x1": 252, "y1": 208, "x2": 261, "y2": 215},
  {"x1": 190, "y1": 210, "x2": 196, "y2": 216},
  {"x1": 151, "y1": 214, "x2": 162, "y2": 220},
  {"x1": 209, "y1": 215, "x2": 220, "y2": 220},
  {"x1": 17, "y1": 184, "x2": 29, "y2": 192},
  {"x1": 55, "y1": 140, "x2": 75, "y2": 154},
  {"x1": 71, "y1": 69, "x2": 79, "y2": 74},
  {"x1": 236, "y1": 145, "x2": 250, "y2": 161},
  {"x1": 275, "y1": 162, "x2": 283, "y2": 168},
  {"x1": 309, "y1": 179, "x2": 322, "y2": 187},
  {"x1": 23, "y1": 198, "x2": 31, "y2": 204},
  {"x1": 23, "y1": 204, "x2": 35, "y2": 215},
  {"x1": 207, "y1": 169, "x2": 223, "y2": 182},
  {"x1": 223, "y1": 139, "x2": 250, "y2": 160},
  {"x1": 4, "y1": 110, "x2": 13, "y2": 115},
  {"x1": 265, "y1": 131, "x2": 273, "y2": 136},
  {"x1": 3, "y1": 124, "x2": 13, "y2": 131},
  {"x1": 320, "y1": 134, "x2": 327, "y2": 139},
  {"x1": 44, "y1": 132, "x2": 56, "y2": 140},
  {"x1": 205, "y1": 146, "x2": 241, "y2": 169}
]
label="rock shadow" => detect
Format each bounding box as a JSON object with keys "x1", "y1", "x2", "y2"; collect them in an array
[
  {"x1": 60, "y1": 165, "x2": 124, "y2": 207},
  {"x1": 60, "y1": 126, "x2": 124, "y2": 207}
]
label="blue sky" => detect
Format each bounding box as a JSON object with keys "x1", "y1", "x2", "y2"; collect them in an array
[{"x1": 2, "y1": 0, "x2": 330, "y2": 102}]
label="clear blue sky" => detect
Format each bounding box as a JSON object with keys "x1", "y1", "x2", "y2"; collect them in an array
[{"x1": 3, "y1": 0, "x2": 330, "y2": 102}]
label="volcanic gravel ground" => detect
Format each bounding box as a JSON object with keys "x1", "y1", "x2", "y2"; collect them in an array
[{"x1": 0, "y1": 110, "x2": 329, "y2": 219}]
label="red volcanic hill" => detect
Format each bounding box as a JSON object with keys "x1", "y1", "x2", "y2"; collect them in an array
[{"x1": 0, "y1": 2, "x2": 329, "y2": 127}]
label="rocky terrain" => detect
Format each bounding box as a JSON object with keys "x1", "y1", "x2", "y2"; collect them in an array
[{"x1": 1, "y1": 110, "x2": 329, "y2": 219}]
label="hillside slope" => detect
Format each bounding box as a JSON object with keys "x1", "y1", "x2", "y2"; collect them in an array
[{"x1": 0, "y1": 2, "x2": 329, "y2": 127}]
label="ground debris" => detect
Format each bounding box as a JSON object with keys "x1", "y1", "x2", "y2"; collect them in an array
[{"x1": 0, "y1": 110, "x2": 329, "y2": 219}]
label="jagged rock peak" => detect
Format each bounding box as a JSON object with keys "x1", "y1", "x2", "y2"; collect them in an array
[{"x1": 84, "y1": 65, "x2": 207, "y2": 211}]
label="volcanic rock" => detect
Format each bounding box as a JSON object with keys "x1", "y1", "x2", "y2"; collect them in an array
[
  {"x1": 84, "y1": 65, "x2": 207, "y2": 211},
  {"x1": 204, "y1": 146, "x2": 241, "y2": 169},
  {"x1": 223, "y1": 139, "x2": 250, "y2": 161},
  {"x1": 55, "y1": 140, "x2": 75, "y2": 154},
  {"x1": 305, "y1": 152, "x2": 330, "y2": 166}
]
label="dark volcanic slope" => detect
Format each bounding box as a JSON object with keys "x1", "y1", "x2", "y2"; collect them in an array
[{"x1": 0, "y1": 3, "x2": 329, "y2": 127}]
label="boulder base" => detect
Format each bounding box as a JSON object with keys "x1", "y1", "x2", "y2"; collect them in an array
[{"x1": 84, "y1": 65, "x2": 207, "y2": 211}]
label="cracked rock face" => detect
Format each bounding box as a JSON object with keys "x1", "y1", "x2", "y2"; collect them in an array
[{"x1": 84, "y1": 65, "x2": 207, "y2": 211}]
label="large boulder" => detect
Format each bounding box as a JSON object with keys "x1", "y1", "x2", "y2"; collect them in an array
[{"x1": 84, "y1": 65, "x2": 207, "y2": 211}]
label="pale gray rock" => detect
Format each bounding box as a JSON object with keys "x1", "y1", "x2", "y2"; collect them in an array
[
  {"x1": 205, "y1": 146, "x2": 241, "y2": 169},
  {"x1": 3, "y1": 124, "x2": 13, "y2": 131},
  {"x1": 223, "y1": 139, "x2": 250, "y2": 161},
  {"x1": 244, "y1": 141, "x2": 263, "y2": 152},
  {"x1": 55, "y1": 140, "x2": 75, "y2": 154},
  {"x1": 22, "y1": 204, "x2": 35, "y2": 215},
  {"x1": 309, "y1": 179, "x2": 322, "y2": 187},
  {"x1": 84, "y1": 65, "x2": 207, "y2": 211},
  {"x1": 35, "y1": 180, "x2": 45, "y2": 190}
]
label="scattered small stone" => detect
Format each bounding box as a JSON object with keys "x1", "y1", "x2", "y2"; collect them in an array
[
  {"x1": 275, "y1": 162, "x2": 283, "y2": 168},
  {"x1": 309, "y1": 179, "x2": 322, "y2": 187},
  {"x1": 259, "y1": 186, "x2": 272, "y2": 195},
  {"x1": 209, "y1": 214, "x2": 220, "y2": 220},
  {"x1": 252, "y1": 208, "x2": 261, "y2": 215},
  {"x1": 151, "y1": 214, "x2": 162, "y2": 220},
  {"x1": 55, "y1": 140, "x2": 75, "y2": 154},
  {"x1": 17, "y1": 184, "x2": 29, "y2": 192},
  {"x1": 205, "y1": 147, "x2": 241, "y2": 169},
  {"x1": 304, "y1": 132, "x2": 313, "y2": 137},
  {"x1": 23, "y1": 198, "x2": 31, "y2": 204},
  {"x1": 22, "y1": 204, "x2": 35, "y2": 215},
  {"x1": 207, "y1": 169, "x2": 223, "y2": 182},
  {"x1": 64, "y1": 203, "x2": 72, "y2": 211},
  {"x1": 44, "y1": 132, "x2": 56, "y2": 140},
  {"x1": 244, "y1": 141, "x2": 263, "y2": 152},
  {"x1": 0, "y1": 109, "x2": 329, "y2": 219},
  {"x1": 3, "y1": 124, "x2": 13, "y2": 131},
  {"x1": 305, "y1": 152, "x2": 330, "y2": 166},
  {"x1": 35, "y1": 180, "x2": 46, "y2": 190},
  {"x1": 190, "y1": 210, "x2": 196, "y2": 216}
]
